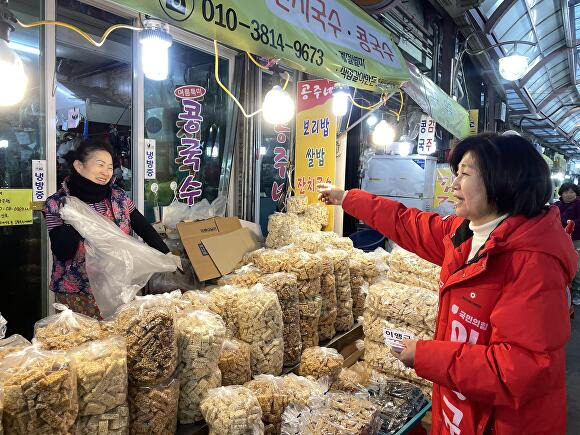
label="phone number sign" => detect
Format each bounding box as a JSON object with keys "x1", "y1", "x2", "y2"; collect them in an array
[{"x1": 110, "y1": 0, "x2": 409, "y2": 92}]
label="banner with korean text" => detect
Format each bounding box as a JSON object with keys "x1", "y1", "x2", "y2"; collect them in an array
[
  {"x1": 432, "y1": 165, "x2": 456, "y2": 210},
  {"x1": 295, "y1": 79, "x2": 336, "y2": 230},
  {"x1": 110, "y1": 0, "x2": 409, "y2": 92}
]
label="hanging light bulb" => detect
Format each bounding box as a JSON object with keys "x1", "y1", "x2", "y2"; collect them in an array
[
  {"x1": 0, "y1": 2, "x2": 27, "y2": 106},
  {"x1": 140, "y1": 20, "x2": 172, "y2": 81},
  {"x1": 262, "y1": 85, "x2": 295, "y2": 124},
  {"x1": 366, "y1": 114, "x2": 378, "y2": 127},
  {"x1": 498, "y1": 48, "x2": 528, "y2": 81},
  {"x1": 372, "y1": 120, "x2": 395, "y2": 147},
  {"x1": 332, "y1": 88, "x2": 349, "y2": 117}
]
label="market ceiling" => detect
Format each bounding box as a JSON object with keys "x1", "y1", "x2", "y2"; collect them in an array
[{"x1": 455, "y1": 0, "x2": 580, "y2": 157}]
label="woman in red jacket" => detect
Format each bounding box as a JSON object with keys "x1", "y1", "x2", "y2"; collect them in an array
[{"x1": 319, "y1": 133, "x2": 576, "y2": 435}]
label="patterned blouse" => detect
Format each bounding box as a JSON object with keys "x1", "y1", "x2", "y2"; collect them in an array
[{"x1": 44, "y1": 178, "x2": 134, "y2": 295}]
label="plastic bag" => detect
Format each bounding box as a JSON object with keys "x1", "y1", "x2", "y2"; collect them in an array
[
  {"x1": 0, "y1": 385, "x2": 3, "y2": 435},
  {"x1": 282, "y1": 374, "x2": 327, "y2": 411},
  {"x1": 299, "y1": 296, "x2": 322, "y2": 350},
  {"x1": 107, "y1": 296, "x2": 178, "y2": 386},
  {"x1": 175, "y1": 308, "x2": 226, "y2": 423},
  {"x1": 0, "y1": 346, "x2": 78, "y2": 434},
  {"x1": 59, "y1": 196, "x2": 178, "y2": 318},
  {"x1": 363, "y1": 311, "x2": 432, "y2": 344},
  {"x1": 162, "y1": 195, "x2": 227, "y2": 229},
  {"x1": 387, "y1": 247, "x2": 441, "y2": 293},
  {"x1": 33, "y1": 303, "x2": 105, "y2": 350},
  {"x1": 219, "y1": 338, "x2": 252, "y2": 386},
  {"x1": 286, "y1": 195, "x2": 308, "y2": 214},
  {"x1": 217, "y1": 264, "x2": 262, "y2": 287},
  {"x1": 0, "y1": 313, "x2": 6, "y2": 339},
  {"x1": 68, "y1": 335, "x2": 128, "y2": 416},
  {"x1": 244, "y1": 374, "x2": 289, "y2": 435},
  {"x1": 332, "y1": 362, "x2": 372, "y2": 393},
  {"x1": 299, "y1": 347, "x2": 344, "y2": 383},
  {"x1": 257, "y1": 273, "x2": 302, "y2": 367},
  {"x1": 200, "y1": 386, "x2": 265, "y2": 435},
  {"x1": 128, "y1": 378, "x2": 179, "y2": 435},
  {"x1": 0, "y1": 334, "x2": 31, "y2": 360},
  {"x1": 75, "y1": 402, "x2": 129, "y2": 434},
  {"x1": 145, "y1": 259, "x2": 196, "y2": 294},
  {"x1": 266, "y1": 213, "x2": 321, "y2": 248},
  {"x1": 365, "y1": 279, "x2": 438, "y2": 333}
]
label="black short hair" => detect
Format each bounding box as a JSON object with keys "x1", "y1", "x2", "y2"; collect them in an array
[
  {"x1": 63, "y1": 138, "x2": 114, "y2": 165},
  {"x1": 558, "y1": 182, "x2": 580, "y2": 196},
  {"x1": 449, "y1": 133, "x2": 552, "y2": 217}
]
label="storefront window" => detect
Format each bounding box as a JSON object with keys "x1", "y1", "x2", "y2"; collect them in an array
[
  {"x1": 143, "y1": 41, "x2": 230, "y2": 222},
  {"x1": 0, "y1": 0, "x2": 45, "y2": 338},
  {"x1": 258, "y1": 70, "x2": 296, "y2": 235},
  {"x1": 55, "y1": 0, "x2": 133, "y2": 194}
]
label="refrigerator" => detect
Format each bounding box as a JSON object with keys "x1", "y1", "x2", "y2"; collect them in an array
[{"x1": 361, "y1": 154, "x2": 437, "y2": 211}]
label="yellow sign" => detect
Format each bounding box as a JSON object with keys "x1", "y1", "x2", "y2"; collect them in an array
[
  {"x1": 433, "y1": 167, "x2": 456, "y2": 209},
  {"x1": 0, "y1": 189, "x2": 33, "y2": 226},
  {"x1": 295, "y1": 79, "x2": 337, "y2": 230},
  {"x1": 468, "y1": 109, "x2": 479, "y2": 136}
]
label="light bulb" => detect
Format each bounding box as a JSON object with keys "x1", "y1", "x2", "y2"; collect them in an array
[
  {"x1": 398, "y1": 141, "x2": 411, "y2": 156},
  {"x1": 366, "y1": 114, "x2": 378, "y2": 127},
  {"x1": 552, "y1": 172, "x2": 565, "y2": 181},
  {"x1": 260, "y1": 146, "x2": 267, "y2": 156},
  {"x1": 0, "y1": 39, "x2": 27, "y2": 106},
  {"x1": 140, "y1": 20, "x2": 172, "y2": 81},
  {"x1": 332, "y1": 90, "x2": 349, "y2": 117},
  {"x1": 498, "y1": 54, "x2": 528, "y2": 81},
  {"x1": 262, "y1": 85, "x2": 295, "y2": 124},
  {"x1": 372, "y1": 120, "x2": 395, "y2": 147}
]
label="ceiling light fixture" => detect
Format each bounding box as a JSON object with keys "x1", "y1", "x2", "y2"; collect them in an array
[
  {"x1": 0, "y1": 0, "x2": 27, "y2": 106},
  {"x1": 332, "y1": 86, "x2": 350, "y2": 117},
  {"x1": 140, "y1": 19, "x2": 172, "y2": 81},
  {"x1": 262, "y1": 85, "x2": 295, "y2": 124}
]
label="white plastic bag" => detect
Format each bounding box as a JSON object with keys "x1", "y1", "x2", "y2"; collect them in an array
[
  {"x1": 162, "y1": 195, "x2": 227, "y2": 229},
  {"x1": 0, "y1": 313, "x2": 6, "y2": 339},
  {"x1": 59, "y1": 196, "x2": 178, "y2": 318}
]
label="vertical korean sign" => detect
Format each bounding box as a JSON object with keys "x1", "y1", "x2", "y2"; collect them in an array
[
  {"x1": 417, "y1": 114, "x2": 436, "y2": 155},
  {"x1": 175, "y1": 85, "x2": 206, "y2": 205},
  {"x1": 432, "y1": 165, "x2": 456, "y2": 209},
  {"x1": 295, "y1": 79, "x2": 336, "y2": 230}
]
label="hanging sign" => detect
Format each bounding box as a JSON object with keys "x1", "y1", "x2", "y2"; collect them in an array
[
  {"x1": 32, "y1": 160, "x2": 47, "y2": 202},
  {"x1": 110, "y1": 0, "x2": 409, "y2": 92},
  {"x1": 144, "y1": 139, "x2": 156, "y2": 180},
  {"x1": 468, "y1": 109, "x2": 479, "y2": 136},
  {"x1": 433, "y1": 165, "x2": 456, "y2": 209},
  {"x1": 0, "y1": 189, "x2": 33, "y2": 226},
  {"x1": 174, "y1": 85, "x2": 205, "y2": 205},
  {"x1": 417, "y1": 114, "x2": 436, "y2": 155},
  {"x1": 401, "y1": 61, "x2": 470, "y2": 139},
  {"x1": 295, "y1": 79, "x2": 336, "y2": 230}
]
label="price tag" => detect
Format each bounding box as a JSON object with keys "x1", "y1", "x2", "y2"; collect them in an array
[
  {"x1": 144, "y1": 139, "x2": 156, "y2": 180},
  {"x1": 32, "y1": 160, "x2": 47, "y2": 201},
  {"x1": 383, "y1": 327, "x2": 414, "y2": 352}
]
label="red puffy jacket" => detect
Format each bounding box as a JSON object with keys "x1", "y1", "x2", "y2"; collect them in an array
[{"x1": 343, "y1": 189, "x2": 576, "y2": 435}]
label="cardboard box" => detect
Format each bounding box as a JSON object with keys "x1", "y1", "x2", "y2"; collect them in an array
[{"x1": 177, "y1": 217, "x2": 258, "y2": 282}]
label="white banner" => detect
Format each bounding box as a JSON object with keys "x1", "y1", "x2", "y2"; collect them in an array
[
  {"x1": 417, "y1": 114, "x2": 437, "y2": 155},
  {"x1": 32, "y1": 159, "x2": 47, "y2": 201},
  {"x1": 144, "y1": 139, "x2": 156, "y2": 180}
]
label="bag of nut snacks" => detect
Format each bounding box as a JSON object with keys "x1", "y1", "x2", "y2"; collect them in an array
[
  {"x1": 181, "y1": 289, "x2": 214, "y2": 310},
  {"x1": 218, "y1": 264, "x2": 262, "y2": 287},
  {"x1": 244, "y1": 374, "x2": 289, "y2": 435},
  {"x1": 200, "y1": 385, "x2": 265, "y2": 435},
  {"x1": 33, "y1": 303, "x2": 106, "y2": 351},
  {"x1": 299, "y1": 346, "x2": 344, "y2": 384},
  {"x1": 75, "y1": 402, "x2": 130, "y2": 434},
  {"x1": 219, "y1": 338, "x2": 252, "y2": 386},
  {"x1": 128, "y1": 377, "x2": 179, "y2": 435},
  {"x1": 282, "y1": 374, "x2": 327, "y2": 411},
  {"x1": 106, "y1": 296, "x2": 178, "y2": 386},
  {"x1": 68, "y1": 335, "x2": 128, "y2": 417},
  {"x1": 0, "y1": 334, "x2": 31, "y2": 360},
  {"x1": 0, "y1": 345, "x2": 78, "y2": 434},
  {"x1": 174, "y1": 308, "x2": 226, "y2": 423},
  {"x1": 0, "y1": 385, "x2": 4, "y2": 435}
]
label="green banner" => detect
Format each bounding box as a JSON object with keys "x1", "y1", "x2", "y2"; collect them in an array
[
  {"x1": 401, "y1": 61, "x2": 470, "y2": 139},
  {"x1": 110, "y1": 0, "x2": 409, "y2": 92}
]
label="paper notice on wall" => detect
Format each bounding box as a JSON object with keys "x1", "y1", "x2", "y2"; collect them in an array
[{"x1": 0, "y1": 189, "x2": 33, "y2": 226}]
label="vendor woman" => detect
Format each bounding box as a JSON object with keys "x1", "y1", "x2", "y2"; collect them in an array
[{"x1": 44, "y1": 139, "x2": 169, "y2": 318}]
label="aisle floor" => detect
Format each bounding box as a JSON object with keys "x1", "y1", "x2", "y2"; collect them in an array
[{"x1": 567, "y1": 316, "x2": 580, "y2": 434}]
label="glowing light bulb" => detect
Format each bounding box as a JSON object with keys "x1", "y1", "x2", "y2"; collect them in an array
[
  {"x1": 366, "y1": 114, "x2": 378, "y2": 127},
  {"x1": 372, "y1": 120, "x2": 395, "y2": 147},
  {"x1": 140, "y1": 20, "x2": 172, "y2": 81},
  {"x1": 498, "y1": 54, "x2": 528, "y2": 81},
  {"x1": 0, "y1": 39, "x2": 27, "y2": 106},
  {"x1": 332, "y1": 90, "x2": 349, "y2": 117},
  {"x1": 262, "y1": 85, "x2": 295, "y2": 124}
]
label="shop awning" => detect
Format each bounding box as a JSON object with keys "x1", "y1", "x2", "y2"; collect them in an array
[
  {"x1": 401, "y1": 61, "x2": 470, "y2": 140},
  {"x1": 110, "y1": 0, "x2": 409, "y2": 92}
]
